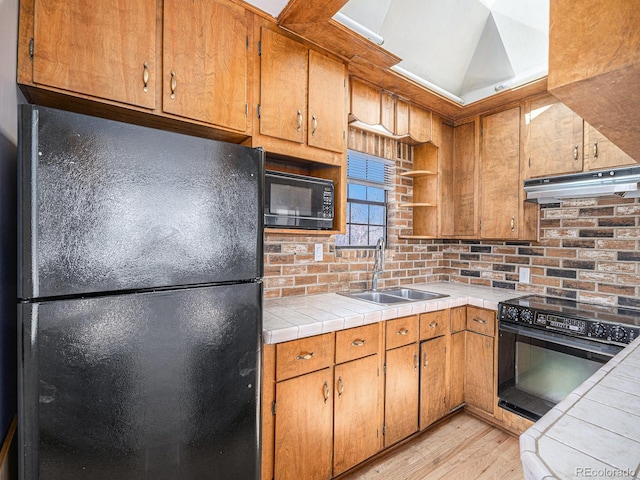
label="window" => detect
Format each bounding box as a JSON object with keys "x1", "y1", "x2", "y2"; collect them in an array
[{"x1": 335, "y1": 150, "x2": 394, "y2": 248}]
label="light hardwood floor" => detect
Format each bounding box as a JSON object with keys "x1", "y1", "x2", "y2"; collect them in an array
[{"x1": 341, "y1": 413, "x2": 524, "y2": 480}]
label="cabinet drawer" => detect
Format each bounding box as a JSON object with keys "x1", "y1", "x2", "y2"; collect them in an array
[
  {"x1": 336, "y1": 323, "x2": 381, "y2": 364},
  {"x1": 276, "y1": 333, "x2": 335, "y2": 382},
  {"x1": 386, "y1": 315, "x2": 419, "y2": 350},
  {"x1": 466, "y1": 307, "x2": 496, "y2": 336},
  {"x1": 419, "y1": 310, "x2": 449, "y2": 340}
]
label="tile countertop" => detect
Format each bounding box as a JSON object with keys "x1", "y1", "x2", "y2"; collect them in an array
[
  {"x1": 262, "y1": 281, "x2": 525, "y2": 344},
  {"x1": 520, "y1": 336, "x2": 640, "y2": 480}
]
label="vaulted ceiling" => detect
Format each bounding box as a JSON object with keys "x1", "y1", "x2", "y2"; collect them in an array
[{"x1": 245, "y1": 0, "x2": 549, "y2": 106}]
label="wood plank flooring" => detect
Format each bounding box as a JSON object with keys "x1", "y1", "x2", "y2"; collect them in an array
[{"x1": 341, "y1": 413, "x2": 524, "y2": 480}]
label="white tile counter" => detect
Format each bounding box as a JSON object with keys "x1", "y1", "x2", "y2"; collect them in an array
[
  {"x1": 520, "y1": 336, "x2": 640, "y2": 480},
  {"x1": 262, "y1": 281, "x2": 525, "y2": 344}
]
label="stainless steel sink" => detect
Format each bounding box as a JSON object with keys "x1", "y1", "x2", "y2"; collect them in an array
[
  {"x1": 339, "y1": 288, "x2": 448, "y2": 305},
  {"x1": 378, "y1": 288, "x2": 447, "y2": 301}
]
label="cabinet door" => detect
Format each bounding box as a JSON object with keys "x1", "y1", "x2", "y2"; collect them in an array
[
  {"x1": 33, "y1": 0, "x2": 156, "y2": 109},
  {"x1": 163, "y1": 0, "x2": 248, "y2": 131},
  {"x1": 449, "y1": 332, "x2": 465, "y2": 410},
  {"x1": 274, "y1": 368, "x2": 333, "y2": 480},
  {"x1": 452, "y1": 121, "x2": 478, "y2": 237},
  {"x1": 334, "y1": 355, "x2": 382, "y2": 476},
  {"x1": 419, "y1": 336, "x2": 448, "y2": 429},
  {"x1": 526, "y1": 94, "x2": 584, "y2": 178},
  {"x1": 480, "y1": 107, "x2": 521, "y2": 239},
  {"x1": 584, "y1": 123, "x2": 637, "y2": 170},
  {"x1": 260, "y1": 27, "x2": 307, "y2": 143},
  {"x1": 465, "y1": 331, "x2": 494, "y2": 415},
  {"x1": 384, "y1": 343, "x2": 419, "y2": 446},
  {"x1": 308, "y1": 50, "x2": 346, "y2": 153}
]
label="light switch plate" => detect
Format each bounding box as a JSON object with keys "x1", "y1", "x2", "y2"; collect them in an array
[
  {"x1": 519, "y1": 267, "x2": 530, "y2": 284},
  {"x1": 314, "y1": 243, "x2": 323, "y2": 261}
]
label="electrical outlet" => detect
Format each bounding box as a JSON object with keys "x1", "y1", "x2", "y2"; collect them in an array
[
  {"x1": 519, "y1": 267, "x2": 530, "y2": 284},
  {"x1": 314, "y1": 243, "x2": 323, "y2": 261}
]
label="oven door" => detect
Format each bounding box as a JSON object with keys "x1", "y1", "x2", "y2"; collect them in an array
[{"x1": 497, "y1": 322, "x2": 621, "y2": 421}]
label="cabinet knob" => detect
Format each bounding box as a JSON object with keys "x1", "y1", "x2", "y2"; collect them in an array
[{"x1": 142, "y1": 63, "x2": 149, "y2": 93}]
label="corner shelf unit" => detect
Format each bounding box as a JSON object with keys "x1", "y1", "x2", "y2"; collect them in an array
[{"x1": 399, "y1": 143, "x2": 439, "y2": 239}]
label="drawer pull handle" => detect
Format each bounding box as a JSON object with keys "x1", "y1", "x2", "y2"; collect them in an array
[
  {"x1": 573, "y1": 144, "x2": 579, "y2": 161},
  {"x1": 351, "y1": 339, "x2": 366, "y2": 347},
  {"x1": 397, "y1": 328, "x2": 409, "y2": 336},
  {"x1": 312, "y1": 115, "x2": 318, "y2": 135},
  {"x1": 337, "y1": 376, "x2": 344, "y2": 398},
  {"x1": 295, "y1": 352, "x2": 314, "y2": 361},
  {"x1": 142, "y1": 62, "x2": 149, "y2": 93},
  {"x1": 413, "y1": 353, "x2": 418, "y2": 371},
  {"x1": 323, "y1": 381, "x2": 329, "y2": 403},
  {"x1": 297, "y1": 110, "x2": 302, "y2": 132},
  {"x1": 423, "y1": 351, "x2": 429, "y2": 368},
  {"x1": 593, "y1": 141, "x2": 599, "y2": 160},
  {"x1": 473, "y1": 318, "x2": 488, "y2": 325},
  {"x1": 429, "y1": 322, "x2": 438, "y2": 328}
]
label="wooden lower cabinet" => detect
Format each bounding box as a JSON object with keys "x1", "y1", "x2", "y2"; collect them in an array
[
  {"x1": 384, "y1": 343, "x2": 419, "y2": 446},
  {"x1": 419, "y1": 335, "x2": 448, "y2": 429},
  {"x1": 465, "y1": 331, "x2": 494, "y2": 414},
  {"x1": 448, "y1": 331, "x2": 465, "y2": 410},
  {"x1": 274, "y1": 367, "x2": 333, "y2": 480},
  {"x1": 333, "y1": 354, "x2": 382, "y2": 475}
]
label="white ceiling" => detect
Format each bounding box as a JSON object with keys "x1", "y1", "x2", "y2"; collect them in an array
[{"x1": 244, "y1": 0, "x2": 549, "y2": 105}]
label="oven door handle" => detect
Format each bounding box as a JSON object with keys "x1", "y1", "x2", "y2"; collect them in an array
[{"x1": 498, "y1": 322, "x2": 622, "y2": 358}]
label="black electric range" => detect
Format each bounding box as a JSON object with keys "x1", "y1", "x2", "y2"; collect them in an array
[{"x1": 498, "y1": 295, "x2": 640, "y2": 346}]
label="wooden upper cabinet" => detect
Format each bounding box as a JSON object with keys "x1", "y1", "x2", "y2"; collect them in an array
[
  {"x1": 396, "y1": 99, "x2": 433, "y2": 144},
  {"x1": 32, "y1": 0, "x2": 156, "y2": 109},
  {"x1": 350, "y1": 77, "x2": 381, "y2": 126},
  {"x1": 548, "y1": 0, "x2": 640, "y2": 162},
  {"x1": 451, "y1": 121, "x2": 478, "y2": 237},
  {"x1": 480, "y1": 107, "x2": 521, "y2": 240},
  {"x1": 525, "y1": 94, "x2": 583, "y2": 178},
  {"x1": 163, "y1": 0, "x2": 248, "y2": 132},
  {"x1": 259, "y1": 27, "x2": 308, "y2": 143},
  {"x1": 308, "y1": 50, "x2": 346, "y2": 153},
  {"x1": 584, "y1": 123, "x2": 637, "y2": 171}
]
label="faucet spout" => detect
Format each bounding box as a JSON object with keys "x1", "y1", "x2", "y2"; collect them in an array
[{"x1": 371, "y1": 237, "x2": 385, "y2": 291}]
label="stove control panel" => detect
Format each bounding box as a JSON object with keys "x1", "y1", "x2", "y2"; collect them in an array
[{"x1": 498, "y1": 303, "x2": 640, "y2": 346}]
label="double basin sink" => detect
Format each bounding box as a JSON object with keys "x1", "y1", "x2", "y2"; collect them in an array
[{"x1": 339, "y1": 288, "x2": 448, "y2": 306}]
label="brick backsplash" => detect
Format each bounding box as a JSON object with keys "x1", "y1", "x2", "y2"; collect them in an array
[{"x1": 264, "y1": 129, "x2": 640, "y2": 307}]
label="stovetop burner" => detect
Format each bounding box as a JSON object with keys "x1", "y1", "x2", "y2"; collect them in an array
[{"x1": 498, "y1": 295, "x2": 640, "y2": 346}]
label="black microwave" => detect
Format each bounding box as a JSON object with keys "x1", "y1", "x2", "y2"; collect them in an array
[{"x1": 264, "y1": 170, "x2": 334, "y2": 229}]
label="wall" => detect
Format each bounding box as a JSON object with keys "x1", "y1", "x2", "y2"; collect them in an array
[
  {"x1": 264, "y1": 128, "x2": 640, "y2": 307},
  {"x1": 0, "y1": 0, "x2": 22, "y2": 462}
]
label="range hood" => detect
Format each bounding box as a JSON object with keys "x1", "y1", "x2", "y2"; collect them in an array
[{"x1": 524, "y1": 166, "x2": 640, "y2": 204}]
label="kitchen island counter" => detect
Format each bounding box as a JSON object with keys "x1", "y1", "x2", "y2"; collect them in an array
[{"x1": 520, "y1": 335, "x2": 640, "y2": 479}]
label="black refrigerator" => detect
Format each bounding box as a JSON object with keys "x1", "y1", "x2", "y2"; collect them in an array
[{"x1": 17, "y1": 105, "x2": 263, "y2": 480}]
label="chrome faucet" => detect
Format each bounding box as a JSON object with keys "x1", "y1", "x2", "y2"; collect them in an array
[{"x1": 371, "y1": 237, "x2": 385, "y2": 291}]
